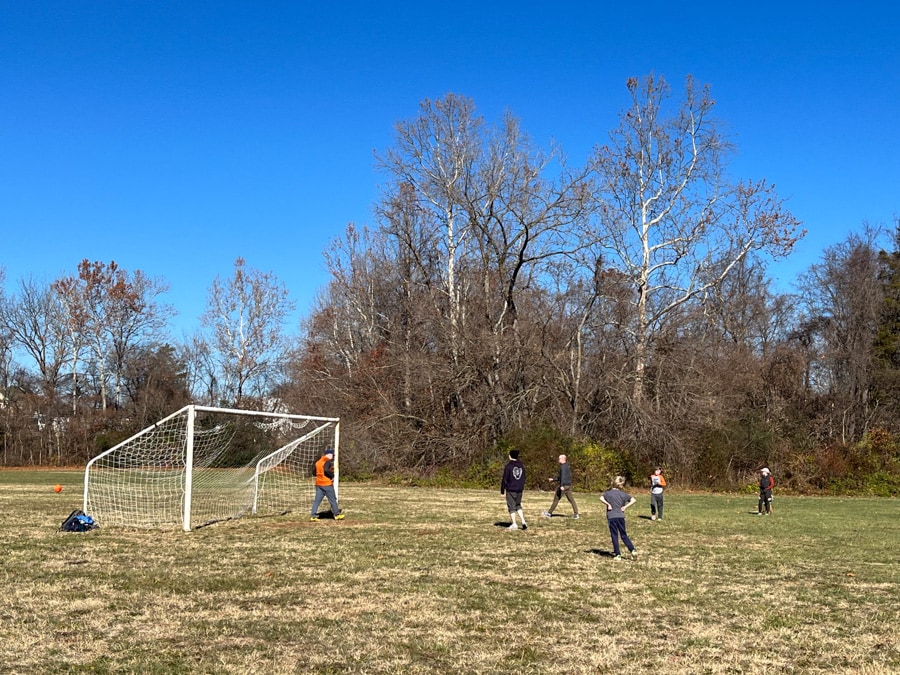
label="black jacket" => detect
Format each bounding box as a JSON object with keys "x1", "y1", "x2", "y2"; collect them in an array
[{"x1": 501, "y1": 459, "x2": 526, "y2": 493}]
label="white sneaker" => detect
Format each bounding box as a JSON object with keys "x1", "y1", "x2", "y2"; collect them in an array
[
  {"x1": 572, "y1": 514, "x2": 580, "y2": 519},
  {"x1": 508, "y1": 523, "x2": 518, "y2": 530},
  {"x1": 541, "y1": 511, "x2": 552, "y2": 518}
]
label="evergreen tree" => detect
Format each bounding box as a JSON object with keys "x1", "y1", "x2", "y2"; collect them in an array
[{"x1": 872, "y1": 221, "x2": 900, "y2": 430}]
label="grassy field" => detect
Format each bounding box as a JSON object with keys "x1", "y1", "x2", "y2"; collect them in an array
[{"x1": 2, "y1": 470, "x2": 898, "y2": 674}]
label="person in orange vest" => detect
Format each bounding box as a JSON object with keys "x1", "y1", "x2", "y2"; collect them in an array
[
  {"x1": 649, "y1": 467, "x2": 667, "y2": 521},
  {"x1": 310, "y1": 448, "x2": 345, "y2": 521}
]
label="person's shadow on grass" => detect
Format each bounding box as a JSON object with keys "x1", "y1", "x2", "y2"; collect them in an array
[{"x1": 587, "y1": 548, "x2": 618, "y2": 558}]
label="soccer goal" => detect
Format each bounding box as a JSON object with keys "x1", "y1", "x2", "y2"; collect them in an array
[{"x1": 83, "y1": 405, "x2": 340, "y2": 531}]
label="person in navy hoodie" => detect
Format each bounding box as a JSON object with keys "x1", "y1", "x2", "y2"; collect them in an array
[{"x1": 501, "y1": 449, "x2": 528, "y2": 531}]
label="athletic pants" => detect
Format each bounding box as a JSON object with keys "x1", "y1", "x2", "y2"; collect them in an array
[
  {"x1": 312, "y1": 485, "x2": 341, "y2": 516},
  {"x1": 607, "y1": 517, "x2": 634, "y2": 556},
  {"x1": 548, "y1": 485, "x2": 579, "y2": 515},
  {"x1": 650, "y1": 492, "x2": 664, "y2": 519},
  {"x1": 758, "y1": 489, "x2": 772, "y2": 514}
]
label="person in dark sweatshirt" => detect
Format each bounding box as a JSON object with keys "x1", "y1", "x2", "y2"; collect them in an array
[
  {"x1": 500, "y1": 449, "x2": 528, "y2": 531},
  {"x1": 542, "y1": 454, "x2": 580, "y2": 518},
  {"x1": 757, "y1": 467, "x2": 774, "y2": 515}
]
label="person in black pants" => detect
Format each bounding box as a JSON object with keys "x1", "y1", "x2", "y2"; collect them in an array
[{"x1": 757, "y1": 467, "x2": 774, "y2": 515}]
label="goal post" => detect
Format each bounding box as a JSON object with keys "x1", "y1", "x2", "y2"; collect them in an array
[
  {"x1": 83, "y1": 405, "x2": 340, "y2": 531},
  {"x1": 250, "y1": 420, "x2": 338, "y2": 515}
]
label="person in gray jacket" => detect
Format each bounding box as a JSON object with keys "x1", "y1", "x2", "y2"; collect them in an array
[{"x1": 542, "y1": 454, "x2": 580, "y2": 519}]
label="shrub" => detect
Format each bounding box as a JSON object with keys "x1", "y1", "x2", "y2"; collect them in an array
[{"x1": 568, "y1": 440, "x2": 637, "y2": 492}]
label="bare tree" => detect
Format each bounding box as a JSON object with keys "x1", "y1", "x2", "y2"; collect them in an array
[
  {"x1": 318, "y1": 224, "x2": 390, "y2": 380},
  {"x1": 377, "y1": 94, "x2": 480, "y2": 413},
  {"x1": 589, "y1": 74, "x2": 803, "y2": 405},
  {"x1": 0, "y1": 267, "x2": 10, "y2": 396},
  {"x1": 0, "y1": 278, "x2": 69, "y2": 402},
  {"x1": 376, "y1": 94, "x2": 591, "y2": 443},
  {"x1": 121, "y1": 343, "x2": 191, "y2": 426},
  {"x1": 200, "y1": 258, "x2": 295, "y2": 407},
  {"x1": 104, "y1": 268, "x2": 173, "y2": 408},
  {"x1": 51, "y1": 271, "x2": 91, "y2": 413},
  {"x1": 179, "y1": 334, "x2": 218, "y2": 405},
  {"x1": 462, "y1": 112, "x2": 591, "y2": 434},
  {"x1": 798, "y1": 227, "x2": 885, "y2": 442},
  {"x1": 53, "y1": 260, "x2": 173, "y2": 411}
]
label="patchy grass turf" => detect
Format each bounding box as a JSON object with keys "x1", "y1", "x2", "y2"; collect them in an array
[{"x1": 2, "y1": 471, "x2": 898, "y2": 674}]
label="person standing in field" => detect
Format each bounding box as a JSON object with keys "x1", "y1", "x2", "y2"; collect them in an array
[
  {"x1": 310, "y1": 448, "x2": 345, "y2": 521},
  {"x1": 757, "y1": 467, "x2": 774, "y2": 516},
  {"x1": 649, "y1": 467, "x2": 667, "y2": 521},
  {"x1": 542, "y1": 454, "x2": 580, "y2": 519},
  {"x1": 501, "y1": 449, "x2": 528, "y2": 531},
  {"x1": 600, "y1": 476, "x2": 637, "y2": 560}
]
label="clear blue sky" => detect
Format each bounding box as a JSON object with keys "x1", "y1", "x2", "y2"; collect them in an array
[{"x1": 1, "y1": 1, "x2": 897, "y2": 337}]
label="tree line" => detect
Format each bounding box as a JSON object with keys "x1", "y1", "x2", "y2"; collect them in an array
[{"x1": 2, "y1": 75, "x2": 898, "y2": 494}]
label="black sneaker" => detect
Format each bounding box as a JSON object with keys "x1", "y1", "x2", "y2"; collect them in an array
[{"x1": 521, "y1": 523, "x2": 528, "y2": 531}]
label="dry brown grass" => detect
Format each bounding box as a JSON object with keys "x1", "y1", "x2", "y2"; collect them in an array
[{"x1": 1, "y1": 472, "x2": 898, "y2": 673}]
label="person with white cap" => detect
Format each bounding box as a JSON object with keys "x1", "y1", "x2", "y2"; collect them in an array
[{"x1": 757, "y1": 467, "x2": 774, "y2": 515}]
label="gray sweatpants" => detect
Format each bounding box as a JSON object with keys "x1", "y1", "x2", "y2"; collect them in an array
[{"x1": 650, "y1": 492, "x2": 664, "y2": 519}]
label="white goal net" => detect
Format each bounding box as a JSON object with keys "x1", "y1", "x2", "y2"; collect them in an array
[{"x1": 83, "y1": 405, "x2": 340, "y2": 531}]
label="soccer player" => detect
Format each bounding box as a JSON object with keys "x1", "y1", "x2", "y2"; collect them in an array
[
  {"x1": 649, "y1": 466, "x2": 667, "y2": 520},
  {"x1": 757, "y1": 467, "x2": 774, "y2": 515},
  {"x1": 542, "y1": 454, "x2": 580, "y2": 519},
  {"x1": 501, "y1": 449, "x2": 528, "y2": 530},
  {"x1": 310, "y1": 448, "x2": 345, "y2": 521},
  {"x1": 600, "y1": 476, "x2": 637, "y2": 560}
]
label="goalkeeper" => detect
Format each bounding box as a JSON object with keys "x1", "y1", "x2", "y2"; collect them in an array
[{"x1": 310, "y1": 448, "x2": 345, "y2": 521}]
